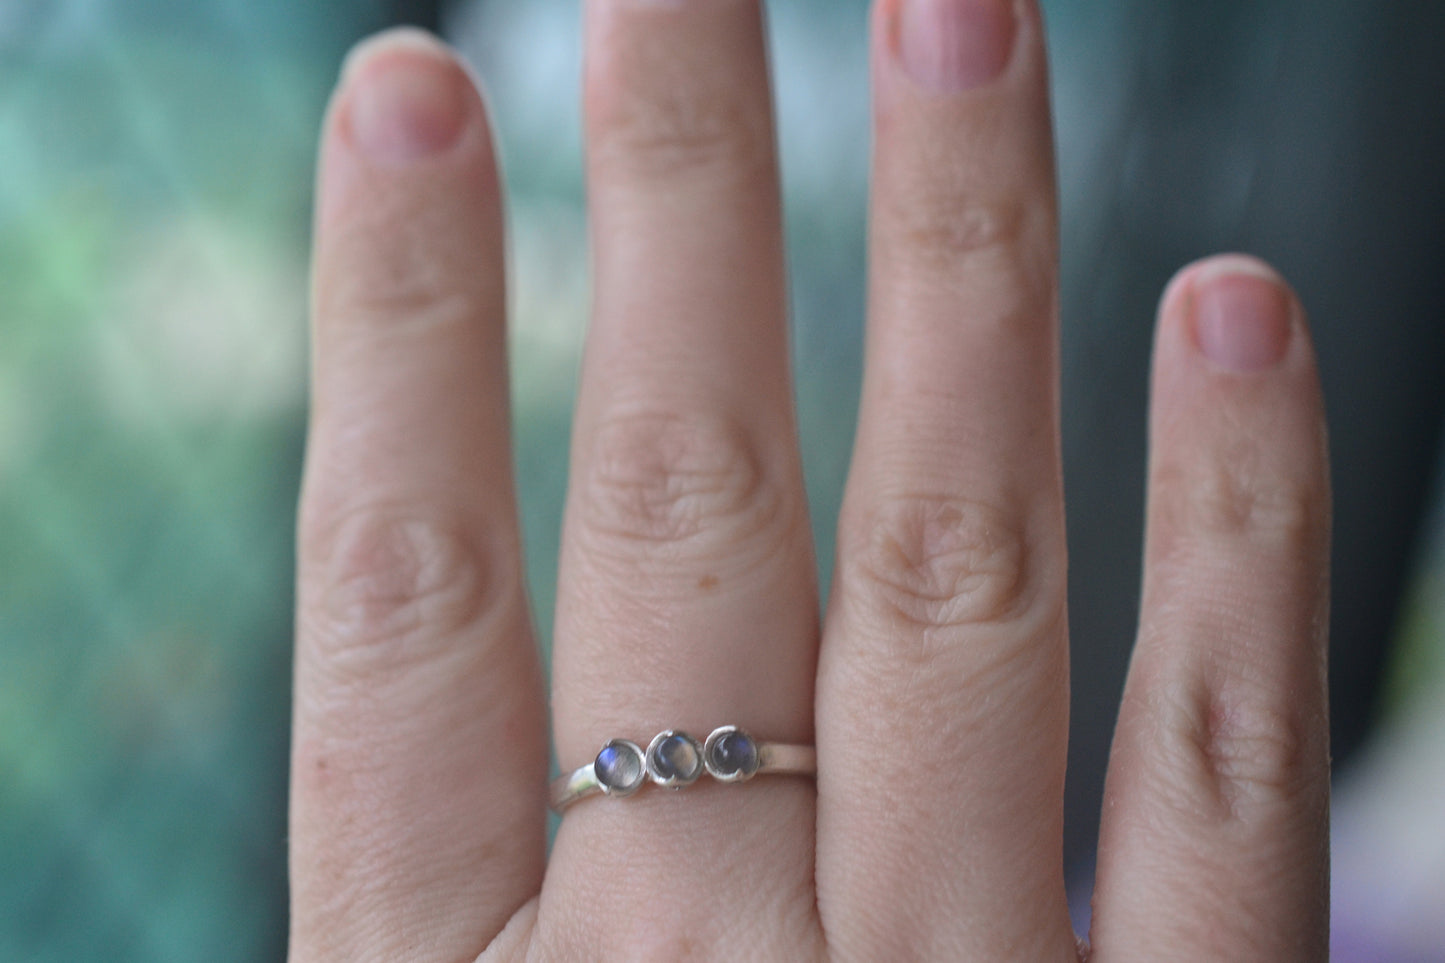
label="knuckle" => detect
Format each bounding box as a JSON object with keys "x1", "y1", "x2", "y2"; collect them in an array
[
  {"x1": 340, "y1": 280, "x2": 473, "y2": 336},
  {"x1": 303, "y1": 504, "x2": 515, "y2": 666},
  {"x1": 885, "y1": 177, "x2": 1035, "y2": 273},
  {"x1": 590, "y1": 72, "x2": 773, "y2": 185},
  {"x1": 318, "y1": 212, "x2": 490, "y2": 336},
  {"x1": 325, "y1": 263, "x2": 474, "y2": 336},
  {"x1": 1153, "y1": 679, "x2": 1326, "y2": 821},
  {"x1": 903, "y1": 194, "x2": 1022, "y2": 262},
  {"x1": 577, "y1": 410, "x2": 787, "y2": 560},
  {"x1": 1166, "y1": 454, "x2": 1325, "y2": 550},
  {"x1": 842, "y1": 492, "x2": 1041, "y2": 633}
]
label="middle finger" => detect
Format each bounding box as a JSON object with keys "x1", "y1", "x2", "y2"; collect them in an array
[{"x1": 539, "y1": 0, "x2": 823, "y2": 956}]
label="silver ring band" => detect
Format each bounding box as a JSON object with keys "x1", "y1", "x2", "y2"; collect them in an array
[{"x1": 551, "y1": 726, "x2": 816, "y2": 813}]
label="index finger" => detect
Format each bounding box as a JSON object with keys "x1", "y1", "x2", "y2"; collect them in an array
[{"x1": 291, "y1": 32, "x2": 545, "y2": 960}]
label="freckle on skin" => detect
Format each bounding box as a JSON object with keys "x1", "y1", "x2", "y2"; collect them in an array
[{"x1": 698, "y1": 574, "x2": 719, "y2": 590}]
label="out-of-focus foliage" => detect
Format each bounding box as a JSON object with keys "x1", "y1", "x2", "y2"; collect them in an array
[{"x1": 0, "y1": 2, "x2": 389, "y2": 958}]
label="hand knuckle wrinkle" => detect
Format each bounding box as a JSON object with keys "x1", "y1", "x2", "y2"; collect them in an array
[
  {"x1": 890, "y1": 186, "x2": 1027, "y2": 268},
  {"x1": 1169, "y1": 455, "x2": 1324, "y2": 550},
  {"x1": 594, "y1": 79, "x2": 772, "y2": 184},
  {"x1": 579, "y1": 412, "x2": 782, "y2": 555},
  {"x1": 307, "y1": 507, "x2": 509, "y2": 663},
  {"x1": 1153, "y1": 681, "x2": 1323, "y2": 822},
  {"x1": 847, "y1": 493, "x2": 1034, "y2": 631}
]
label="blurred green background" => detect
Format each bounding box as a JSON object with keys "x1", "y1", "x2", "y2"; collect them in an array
[{"x1": 2, "y1": 0, "x2": 1443, "y2": 959}]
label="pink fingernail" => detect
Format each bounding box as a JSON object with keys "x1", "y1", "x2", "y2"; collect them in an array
[
  {"x1": 1193, "y1": 262, "x2": 1294, "y2": 373},
  {"x1": 896, "y1": 0, "x2": 1017, "y2": 92},
  {"x1": 343, "y1": 30, "x2": 469, "y2": 164}
]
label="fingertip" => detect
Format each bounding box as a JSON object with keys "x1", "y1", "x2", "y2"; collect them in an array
[
  {"x1": 892, "y1": 0, "x2": 1019, "y2": 93},
  {"x1": 1159, "y1": 254, "x2": 1307, "y2": 375},
  {"x1": 1149, "y1": 253, "x2": 1328, "y2": 494},
  {"x1": 314, "y1": 28, "x2": 501, "y2": 265},
  {"x1": 310, "y1": 28, "x2": 508, "y2": 350},
  {"x1": 334, "y1": 28, "x2": 478, "y2": 165}
]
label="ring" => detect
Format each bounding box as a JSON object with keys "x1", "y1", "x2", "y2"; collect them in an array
[{"x1": 550, "y1": 725, "x2": 817, "y2": 813}]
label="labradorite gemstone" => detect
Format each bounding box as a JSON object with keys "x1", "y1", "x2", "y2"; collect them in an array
[
  {"x1": 596, "y1": 742, "x2": 643, "y2": 791},
  {"x1": 651, "y1": 733, "x2": 701, "y2": 781},
  {"x1": 709, "y1": 731, "x2": 758, "y2": 777}
]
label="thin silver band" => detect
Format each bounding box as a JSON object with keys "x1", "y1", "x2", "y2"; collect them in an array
[{"x1": 551, "y1": 726, "x2": 816, "y2": 813}]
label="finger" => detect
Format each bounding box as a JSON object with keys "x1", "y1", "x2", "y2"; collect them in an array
[
  {"x1": 815, "y1": 0, "x2": 1078, "y2": 958},
  {"x1": 537, "y1": 0, "x2": 822, "y2": 955},
  {"x1": 1089, "y1": 256, "x2": 1330, "y2": 962},
  {"x1": 290, "y1": 31, "x2": 545, "y2": 961}
]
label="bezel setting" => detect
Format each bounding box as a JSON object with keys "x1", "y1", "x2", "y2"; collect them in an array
[
  {"x1": 703, "y1": 725, "x2": 761, "y2": 782},
  {"x1": 594, "y1": 739, "x2": 647, "y2": 796},
  {"x1": 553, "y1": 725, "x2": 814, "y2": 811},
  {"x1": 645, "y1": 730, "x2": 705, "y2": 788}
]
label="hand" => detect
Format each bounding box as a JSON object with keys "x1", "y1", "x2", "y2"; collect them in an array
[{"x1": 289, "y1": 2, "x2": 1331, "y2": 960}]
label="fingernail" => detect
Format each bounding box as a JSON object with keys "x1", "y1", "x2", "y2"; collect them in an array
[
  {"x1": 1192, "y1": 261, "x2": 1294, "y2": 372},
  {"x1": 343, "y1": 30, "x2": 469, "y2": 163},
  {"x1": 896, "y1": 0, "x2": 1017, "y2": 92}
]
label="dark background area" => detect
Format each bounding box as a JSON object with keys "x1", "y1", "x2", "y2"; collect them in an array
[{"x1": 1053, "y1": 0, "x2": 1445, "y2": 874}]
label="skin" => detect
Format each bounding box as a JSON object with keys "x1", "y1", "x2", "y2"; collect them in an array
[{"x1": 289, "y1": 1, "x2": 1332, "y2": 960}]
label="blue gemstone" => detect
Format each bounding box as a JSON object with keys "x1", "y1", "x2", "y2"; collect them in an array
[
  {"x1": 595, "y1": 741, "x2": 643, "y2": 792},
  {"x1": 650, "y1": 733, "x2": 701, "y2": 782},
  {"x1": 709, "y1": 731, "x2": 758, "y2": 777}
]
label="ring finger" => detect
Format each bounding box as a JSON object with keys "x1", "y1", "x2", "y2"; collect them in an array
[
  {"x1": 817, "y1": 1, "x2": 1077, "y2": 958},
  {"x1": 537, "y1": 0, "x2": 823, "y2": 957}
]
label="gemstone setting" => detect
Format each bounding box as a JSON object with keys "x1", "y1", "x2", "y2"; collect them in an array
[
  {"x1": 704, "y1": 726, "x2": 761, "y2": 782},
  {"x1": 645, "y1": 730, "x2": 704, "y2": 787},
  {"x1": 594, "y1": 739, "x2": 647, "y2": 796}
]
